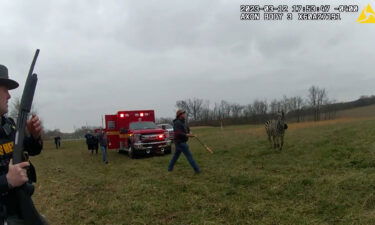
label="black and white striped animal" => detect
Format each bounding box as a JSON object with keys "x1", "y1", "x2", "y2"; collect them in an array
[{"x1": 265, "y1": 111, "x2": 288, "y2": 150}]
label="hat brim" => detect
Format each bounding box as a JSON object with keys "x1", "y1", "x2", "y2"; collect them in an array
[
  {"x1": 0, "y1": 78, "x2": 19, "y2": 90},
  {"x1": 176, "y1": 111, "x2": 186, "y2": 118}
]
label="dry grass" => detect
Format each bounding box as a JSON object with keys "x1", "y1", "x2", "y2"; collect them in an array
[
  {"x1": 27, "y1": 115, "x2": 375, "y2": 224},
  {"x1": 337, "y1": 104, "x2": 375, "y2": 118},
  {"x1": 230, "y1": 116, "x2": 375, "y2": 138}
]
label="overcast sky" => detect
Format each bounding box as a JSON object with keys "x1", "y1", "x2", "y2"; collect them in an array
[{"x1": 0, "y1": 0, "x2": 373, "y2": 132}]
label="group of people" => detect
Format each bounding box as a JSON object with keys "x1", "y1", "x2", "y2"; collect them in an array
[
  {"x1": 84, "y1": 130, "x2": 108, "y2": 164},
  {"x1": 84, "y1": 132, "x2": 99, "y2": 154},
  {"x1": 80, "y1": 109, "x2": 200, "y2": 172},
  {"x1": 0, "y1": 64, "x2": 201, "y2": 224},
  {"x1": 0, "y1": 62, "x2": 201, "y2": 224}
]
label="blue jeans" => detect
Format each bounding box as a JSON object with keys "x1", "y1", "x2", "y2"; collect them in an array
[
  {"x1": 168, "y1": 142, "x2": 200, "y2": 172},
  {"x1": 101, "y1": 145, "x2": 108, "y2": 163}
]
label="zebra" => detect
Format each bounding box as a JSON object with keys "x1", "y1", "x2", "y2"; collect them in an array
[{"x1": 265, "y1": 111, "x2": 288, "y2": 150}]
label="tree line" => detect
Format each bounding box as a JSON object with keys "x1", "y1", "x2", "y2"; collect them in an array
[
  {"x1": 42, "y1": 126, "x2": 100, "y2": 140},
  {"x1": 163, "y1": 86, "x2": 375, "y2": 127},
  {"x1": 16, "y1": 85, "x2": 375, "y2": 139}
]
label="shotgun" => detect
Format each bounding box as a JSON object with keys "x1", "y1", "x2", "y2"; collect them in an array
[{"x1": 12, "y1": 49, "x2": 46, "y2": 225}]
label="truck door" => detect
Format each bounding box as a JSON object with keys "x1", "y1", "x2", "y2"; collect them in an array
[{"x1": 105, "y1": 115, "x2": 119, "y2": 150}]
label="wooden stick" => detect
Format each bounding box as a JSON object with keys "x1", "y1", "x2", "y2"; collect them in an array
[{"x1": 194, "y1": 136, "x2": 214, "y2": 154}]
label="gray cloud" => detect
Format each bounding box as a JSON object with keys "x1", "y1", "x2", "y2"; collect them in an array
[{"x1": 0, "y1": 0, "x2": 373, "y2": 131}]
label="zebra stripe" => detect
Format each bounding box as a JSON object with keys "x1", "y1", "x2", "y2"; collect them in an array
[{"x1": 265, "y1": 111, "x2": 287, "y2": 150}]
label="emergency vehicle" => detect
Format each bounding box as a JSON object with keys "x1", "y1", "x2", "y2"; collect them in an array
[{"x1": 105, "y1": 110, "x2": 172, "y2": 158}]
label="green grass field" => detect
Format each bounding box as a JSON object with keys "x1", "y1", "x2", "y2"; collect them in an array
[{"x1": 31, "y1": 117, "x2": 375, "y2": 225}]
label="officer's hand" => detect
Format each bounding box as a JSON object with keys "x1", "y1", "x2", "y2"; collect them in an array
[
  {"x1": 27, "y1": 115, "x2": 42, "y2": 139},
  {"x1": 6, "y1": 160, "x2": 29, "y2": 188}
]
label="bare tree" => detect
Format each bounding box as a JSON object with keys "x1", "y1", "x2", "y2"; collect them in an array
[
  {"x1": 187, "y1": 98, "x2": 204, "y2": 121},
  {"x1": 212, "y1": 102, "x2": 222, "y2": 121},
  {"x1": 295, "y1": 96, "x2": 305, "y2": 122},
  {"x1": 308, "y1": 86, "x2": 319, "y2": 121},
  {"x1": 219, "y1": 100, "x2": 232, "y2": 119},
  {"x1": 230, "y1": 103, "x2": 244, "y2": 118},
  {"x1": 269, "y1": 99, "x2": 281, "y2": 115},
  {"x1": 177, "y1": 98, "x2": 209, "y2": 121},
  {"x1": 252, "y1": 100, "x2": 268, "y2": 115},
  {"x1": 317, "y1": 88, "x2": 328, "y2": 121},
  {"x1": 308, "y1": 86, "x2": 328, "y2": 121},
  {"x1": 288, "y1": 97, "x2": 297, "y2": 113},
  {"x1": 252, "y1": 100, "x2": 268, "y2": 122},
  {"x1": 280, "y1": 96, "x2": 291, "y2": 114},
  {"x1": 156, "y1": 117, "x2": 174, "y2": 124},
  {"x1": 243, "y1": 104, "x2": 253, "y2": 118},
  {"x1": 199, "y1": 100, "x2": 210, "y2": 122}
]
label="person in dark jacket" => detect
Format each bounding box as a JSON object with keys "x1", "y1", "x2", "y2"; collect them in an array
[
  {"x1": 97, "y1": 129, "x2": 108, "y2": 164},
  {"x1": 54, "y1": 136, "x2": 61, "y2": 149},
  {"x1": 84, "y1": 132, "x2": 97, "y2": 155},
  {"x1": 168, "y1": 110, "x2": 200, "y2": 173},
  {"x1": 0, "y1": 64, "x2": 44, "y2": 224}
]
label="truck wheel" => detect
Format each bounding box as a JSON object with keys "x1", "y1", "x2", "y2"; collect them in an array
[{"x1": 128, "y1": 145, "x2": 135, "y2": 158}]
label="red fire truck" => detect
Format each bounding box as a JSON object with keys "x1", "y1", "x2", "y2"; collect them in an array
[{"x1": 105, "y1": 110, "x2": 172, "y2": 158}]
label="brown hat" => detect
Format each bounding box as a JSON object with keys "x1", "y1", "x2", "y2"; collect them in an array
[
  {"x1": 176, "y1": 109, "x2": 186, "y2": 118},
  {"x1": 0, "y1": 65, "x2": 19, "y2": 90}
]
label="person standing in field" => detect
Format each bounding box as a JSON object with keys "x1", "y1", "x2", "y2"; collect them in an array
[
  {"x1": 54, "y1": 136, "x2": 61, "y2": 149},
  {"x1": 84, "y1": 131, "x2": 96, "y2": 154},
  {"x1": 97, "y1": 129, "x2": 108, "y2": 164},
  {"x1": 168, "y1": 110, "x2": 200, "y2": 173}
]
